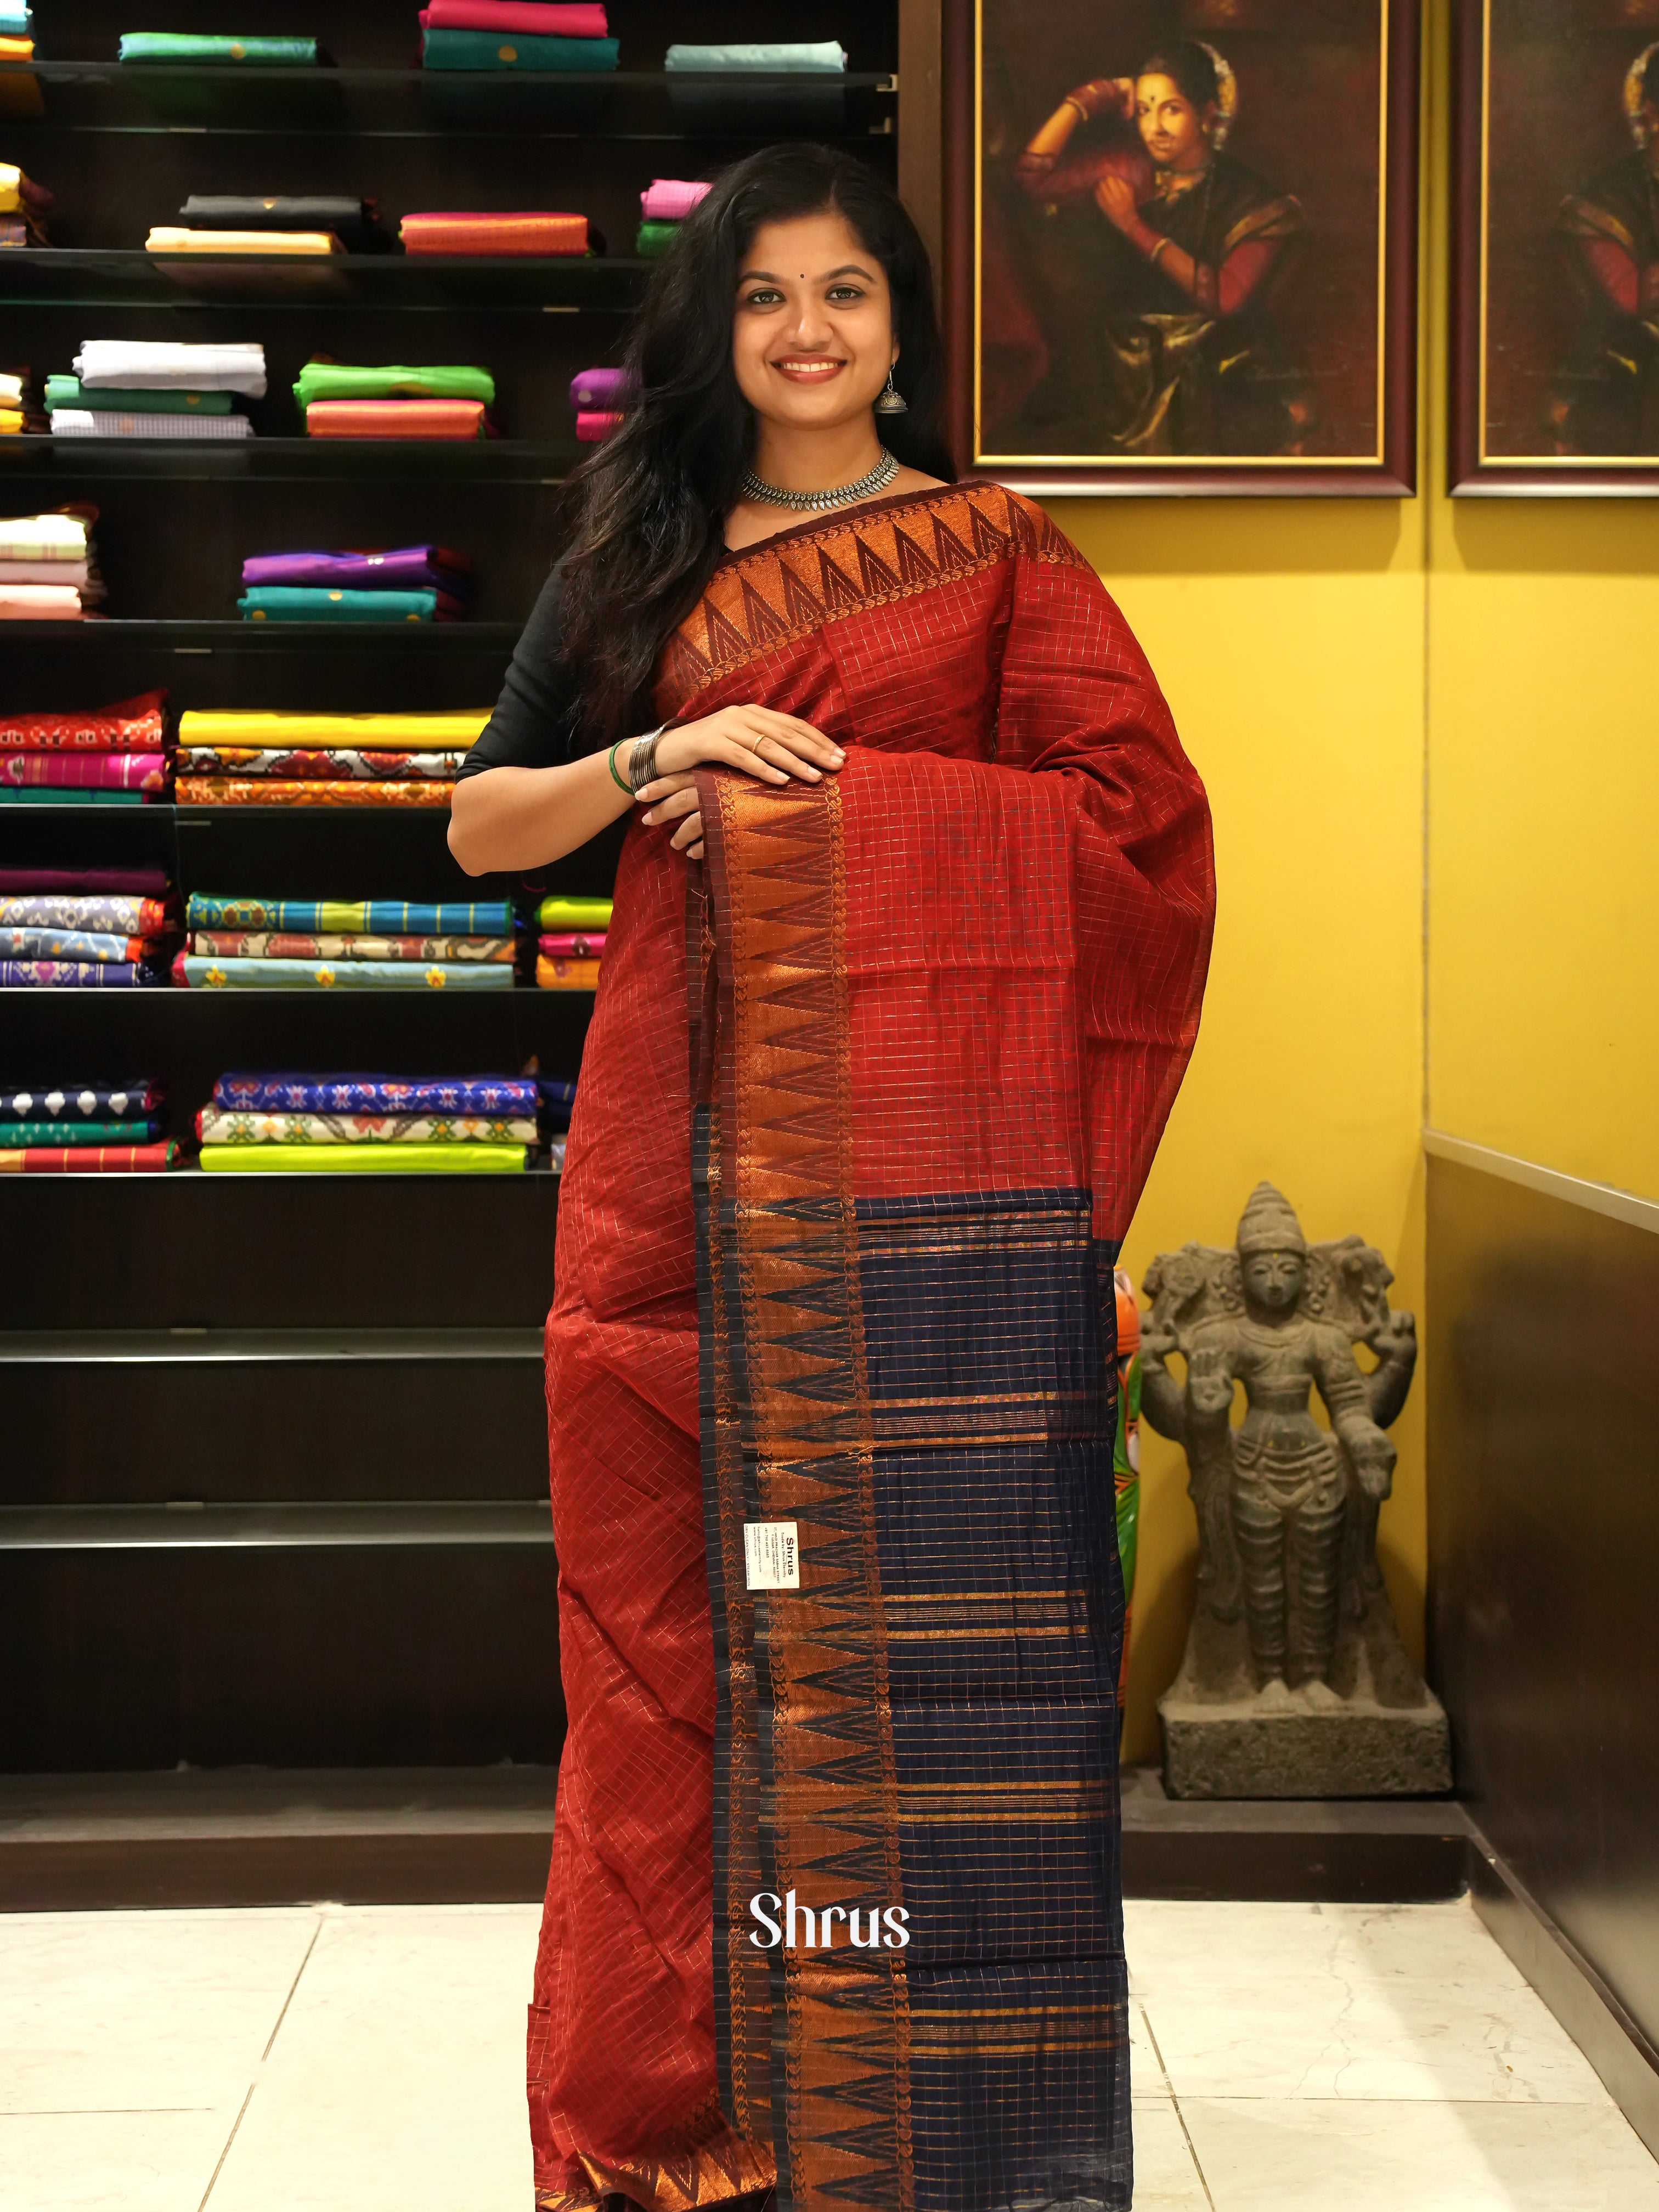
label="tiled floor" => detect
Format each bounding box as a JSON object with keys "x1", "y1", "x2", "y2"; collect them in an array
[{"x1": 3, "y1": 1897, "x2": 1657, "y2": 2210}]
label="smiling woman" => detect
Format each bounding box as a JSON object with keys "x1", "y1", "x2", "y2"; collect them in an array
[{"x1": 444, "y1": 143, "x2": 1215, "y2": 2212}]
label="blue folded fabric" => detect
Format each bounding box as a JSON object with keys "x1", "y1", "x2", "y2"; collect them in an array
[
  {"x1": 238, "y1": 586, "x2": 445, "y2": 623},
  {"x1": 187, "y1": 895, "x2": 514, "y2": 934},
  {"x1": 213, "y1": 1073, "x2": 539, "y2": 1115},
  {"x1": 420, "y1": 28, "x2": 619, "y2": 71}
]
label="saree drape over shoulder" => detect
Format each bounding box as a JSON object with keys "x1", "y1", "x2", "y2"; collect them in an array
[{"x1": 531, "y1": 482, "x2": 1214, "y2": 2212}]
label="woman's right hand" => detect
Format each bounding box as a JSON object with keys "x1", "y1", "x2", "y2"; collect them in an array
[{"x1": 651, "y1": 705, "x2": 844, "y2": 787}]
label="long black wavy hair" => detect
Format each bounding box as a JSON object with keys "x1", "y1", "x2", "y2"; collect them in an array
[{"x1": 553, "y1": 143, "x2": 955, "y2": 747}]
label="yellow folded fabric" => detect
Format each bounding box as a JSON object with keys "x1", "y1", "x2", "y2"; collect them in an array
[
  {"x1": 177, "y1": 708, "x2": 492, "y2": 752},
  {"x1": 0, "y1": 165, "x2": 20, "y2": 215},
  {"x1": 145, "y1": 227, "x2": 343, "y2": 257},
  {"x1": 0, "y1": 410, "x2": 23, "y2": 435},
  {"x1": 0, "y1": 37, "x2": 36, "y2": 60}
]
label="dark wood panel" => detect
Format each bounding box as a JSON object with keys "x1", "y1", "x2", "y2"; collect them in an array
[{"x1": 1427, "y1": 1155, "x2": 1659, "y2": 2053}]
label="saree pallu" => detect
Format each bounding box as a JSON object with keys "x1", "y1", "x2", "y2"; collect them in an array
[
  {"x1": 193, "y1": 929, "x2": 514, "y2": 962},
  {"x1": 214, "y1": 1071, "x2": 539, "y2": 1114},
  {"x1": 0, "y1": 1140, "x2": 176, "y2": 1172},
  {"x1": 176, "y1": 776, "x2": 454, "y2": 808},
  {"x1": 532, "y1": 482, "x2": 1213, "y2": 2212},
  {"x1": 179, "y1": 747, "x2": 468, "y2": 780}
]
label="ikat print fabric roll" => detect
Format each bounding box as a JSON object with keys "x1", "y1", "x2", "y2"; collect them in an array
[
  {"x1": 199, "y1": 1106, "x2": 537, "y2": 1144},
  {"x1": 0, "y1": 1079, "x2": 165, "y2": 1119},
  {"x1": 419, "y1": 26, "x2": 619, "y2": 69},
  {"x1": 419, "y1": 1, "x2": 607, "y2": 30},
  {"x1": 215, "y1": 1072, "x2": 538, "y2": 1113},
  {"x1": 188, "y1": 895, "x2": 510, "y2": 933},
  {"x1": 177, "y1": 747, "x2": 466, "y2": 780},
  {"x1": 0, "y1": 693, "x2": 166, "y2": 751},
  {"x1": 74, "y1": 341, "x2": 267, "y2": 395},
  {"x1": 1, "y1": 960, "x2": 169, "y2": 986},
  {"x1": 399, "y1": 211, "x2": 592, "y2": 256},
  {"x1": 0, "y1": 895, "x2": 172, "y2": 931},
  {"x1": 178, "y1": 708, "x2": 487, "y2": 750},
  {"x1": 177, "y1": 953, "x2": 511, "y2": 989},
  {"x1": 193, "y1": 929, "x2": 512, "y2": 961},
  {"x1": 118, "y1": 35, "x2": 320, "y2": 65},
  {"x1": 175, "y1": 776, "x2": 454, "y2": 807},
  {"x1": 1, "y1": 1141, "x2": 177, "y2": 1173},
  {"x1": 2, "y1": 927, "x2": 168, "y2": 962},
  {"x1": 200, "y1": 1141, "x2": 523, "y2": 1172}
]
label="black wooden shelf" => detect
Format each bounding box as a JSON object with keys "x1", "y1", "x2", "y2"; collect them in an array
[
  {"x1": 0, "y1": 1500, "x2": 553, "y2": 1548},
  {"x1": 1, "y1": 619, "x2": 522, "y2": 648},
  {"x1": 0, "y1": 437, "x2": 578, "y2": 482},
  {"x1": 0, "y1": 1327, "x2": 542, "y2": 1363},
  {"x1": 0, "y1": 248, "x2": 650, "y2": 308}
]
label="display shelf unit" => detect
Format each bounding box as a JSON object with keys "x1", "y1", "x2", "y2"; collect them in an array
[{"x1": 1, "y1": 0, "x2": 907, "y2": 1785}]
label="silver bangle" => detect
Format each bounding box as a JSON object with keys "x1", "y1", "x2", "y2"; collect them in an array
[{"x1": 628, "y1": 724, "x2": 665, "y2": 792}]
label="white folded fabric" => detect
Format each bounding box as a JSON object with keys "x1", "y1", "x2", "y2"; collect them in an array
[
  {"x1": 664, "y1": 41, "x2": 846, "y2": 70},
  {"x1": 0, "y1": 556, "x2": 90, "y2": 585},
  {"x1": 0, "y1": 584, "x2": 85, "y2": 619},
  {"x1": 72, "y1": 340, "x2": 268, "y2": 397},
  {"x1": 0, "y1": 513, "x2": 88, "y2": 560},
  {"x1": 52, "y1": 410, "x2": 255, "y2": 441},
  {"x1": 0, "y1": 372, "x2": 22, "y2": 405}
]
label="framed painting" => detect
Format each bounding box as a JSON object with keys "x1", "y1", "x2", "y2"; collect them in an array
[
  {"x1": 1452, "y1": 0, "x2": 1659, "y2": 492},
  {"x1": 941, "y1": 0, "x2": 1420, "y2": 495}
]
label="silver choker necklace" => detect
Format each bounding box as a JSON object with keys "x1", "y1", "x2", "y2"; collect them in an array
[{"x1": 740, "y1": 447, "x2": 898, "y2": 512}]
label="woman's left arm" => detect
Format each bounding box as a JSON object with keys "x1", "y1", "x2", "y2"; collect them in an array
[{"x1": 1094, "y1": 179, "x2": 1283, "y2": 313}]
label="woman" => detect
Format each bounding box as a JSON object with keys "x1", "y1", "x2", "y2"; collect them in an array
[
  {"x1": 450, "y1": 143, "x2": 1214, "y2": 2212},
  {"x1": 1009, "y1": 41, "x2": 1308, "y2": 455},
  {"x1": 1550, "y1": 44, "x2": 1659, "y2": 453}
]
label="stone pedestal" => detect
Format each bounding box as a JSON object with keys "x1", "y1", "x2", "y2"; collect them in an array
[{"x1": 1159, "y1": 1681, "x2": 1452, "y2": 1800}]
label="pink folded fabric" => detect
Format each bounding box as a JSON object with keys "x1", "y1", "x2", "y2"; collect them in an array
[
  {"x1": 575, "y1": 410, "x2": 624, "y2": 442},
  {"x1": 0, "y1": 751, "x2": 167, "y2": 791},
  {"x1": 400, "y1": 211, "x2": 590, "y2": 256},
  {"x1": 640, "y1": 179, "x2": 711, "y2": 222},
  {"x1": 0, "y1": 585, "x2": 84, "y2": 619},
  {"x1": 0, "y1": 559, "x2": 92, "y2": 587},
  {"x1": 419, "y1": 1, "x2": 608, "y2": 31},
  {"x1": 540, "y1": 930, "x2": 606, "y2": 957}
]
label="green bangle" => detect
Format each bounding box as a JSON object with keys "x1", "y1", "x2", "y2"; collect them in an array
[{"x1": 606, "y1": 740, "x2": 631, "y2": 794}]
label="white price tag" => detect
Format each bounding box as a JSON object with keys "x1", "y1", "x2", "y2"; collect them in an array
[{"x1": 743, "y1": 1521, "x2": 800, "y2": 1591}]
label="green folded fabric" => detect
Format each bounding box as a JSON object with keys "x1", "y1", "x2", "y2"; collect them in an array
[
  {"x1": 4, "y1": 1120, "x2": 162, "y2": 1144},
  {"x1": 200, "y1": 1141, "x2": 527, "y2": 1172},
  {"x1": 239, "y1": 588, "x2": 443, "y2": 623},
  {"x1": 420, "y1": 28, "x2": 619, "y2": 71},
  {"x1": 46, "y1": 376, "x2": 234, "y2": 415},
  {"x1": 293, "y1": 361, "x2": 496, "y2": 408},
  {"x1": 0, "y1": 790, "x2": 146, "y2": 806},
  {"x1": 118, "y1": 33, "x2": 320, "y2": 64},
  {"x1": 636, "y1": 220, "x2": 680, "y2": 258},
  {"x1": 538, "y1": 894, "x2": 613, "y2": 929}
]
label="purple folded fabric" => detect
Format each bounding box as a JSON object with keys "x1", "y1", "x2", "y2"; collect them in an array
[
  {"x1": 0, "y1": 865, "x2": 170, "y2": 894},
  {"x1": 240, "y1": 548, "x2": 473, "y2": 593},
  {"x1": 640, "y1": 179, "x2": 710, "y2": 221},
  {"x1": 569, "y1": 365, "x2": 633, "y2": 411}
]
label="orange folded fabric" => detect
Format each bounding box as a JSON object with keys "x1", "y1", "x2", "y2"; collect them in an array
[
  {"x1": 399, "y1": 211, "x2": 590, "y2": 256},
  {"x1": 536, "y1": 953, "x2": 601, "y2": 990},
  {"x1": 176, "y1": 777, "x2": 456, "y2": 807},
  {"x1": 302, "y1": 399, "x2": 491, "y2": 439}
]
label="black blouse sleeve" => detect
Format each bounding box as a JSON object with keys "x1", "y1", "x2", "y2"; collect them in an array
[{"x1": 455, "y1": 566, "x2": 580, "y2": 780}]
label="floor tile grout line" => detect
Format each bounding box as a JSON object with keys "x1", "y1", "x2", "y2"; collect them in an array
[
  {"x1": 1139, "y1": 2002, "x2": 1217, "y2": 2211},
  {"x1": 196, "y1": 1909, "x2": 326, "y2": 2211}
]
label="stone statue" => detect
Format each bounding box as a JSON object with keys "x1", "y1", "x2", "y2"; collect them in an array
[{"x1": 1143, "y1": 1182, "x2": 1450, "y2": 1798}]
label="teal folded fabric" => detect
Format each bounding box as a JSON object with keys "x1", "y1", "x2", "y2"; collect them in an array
[
  {"x1": 0, "y1": 790, "x2": 146, "y2": 806},
  {"x1": 238, "y1": 587, "x2": 443, "y2": 623},
  {"x1": 45, "y1": 376, "x2": 234, "y2": 415},
  {"x1": 664, "y1": 41, "x2": 846, "y2": 70},
  {"x1": 420, "y1": 27, "x2": 619, "y2": 70},
  {"x1": 181, "y1": 955, "x2": 514, "y2": 990},
  {"x1": 187, "y1": 895, "x2": 512, "y2": 933},
  {"x1": 118, "y1": 33, "x2": 320, "y2": 64},
  {"x1": 5, "y1": 1119, "x2": 162, "y2": 1145}
]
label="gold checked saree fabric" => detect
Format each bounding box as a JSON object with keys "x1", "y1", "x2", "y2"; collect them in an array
[{"x1": 531, "y1": 482, "x2": 1215, "y2": 2212}]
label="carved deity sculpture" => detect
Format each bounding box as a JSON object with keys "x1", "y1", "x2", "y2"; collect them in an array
[{"x1": 1144, "y1": 1182, "x2": 1449, "y2": 1797}]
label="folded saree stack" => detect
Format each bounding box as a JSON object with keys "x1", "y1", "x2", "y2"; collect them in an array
[
  {"x1": 0, "y1": 857, "x2": 179, "y2": 987},
  {"x1": 1, "y1": 161, "x2": 52, "y2": 247},
  {"x1": 198, "y1": 1069, "x2": 538, "y2": 1170},
  {"x1": 0, "y1": 508, "x2": 106, "y2": 618},
  {"x1": 635, "y1": 176, "x2": 708, "y2": 259},
  {"x1": 174, "y1": 704, "x2": 486, "y2": 807},
  {"x1": 417, "y1": 1, "x2": 618, "y2": 74},
  {"x1": 118, "y1": 34, "x2": 323, "y2": 65},
  {"x1": 569, "y1": 364, "x2": 630, "y2": 442},
  {"x1": 294, "y1": 358, "x2": 496, "y2": 439},
  {"x1": 0, "y1": 4, "x2": 32, "y2": 61},
  {"x1": 52, "y1": 341, "x2": 264, "y2": 439},
  {"x1": 238, "y1": 545, "x2": 473, "y2": 625},
  {"x1": 664, "y1": 40, "x2": 847, "y2": 125},
  {"x1": 0, "y1": 1076, "x2": 176, "y2": 1171},
  {"x1": 0, "y1": 369, "x2": 44, "y2": 435},
  {"x1": 179, "y1": 895, "x2": 516, "y2": 986},
  {"x1": 399, "y1": 209, "x2": 598, "y2": 256},
  {"x1": 179, "y1": 196, "x2": 392, "y2": 252},
  {"x1": 535, "y1": 894, "x2": 608, "y2": 988},
  {"x1": 0, "y1": 689, "x2": 171, "y2": 811}
]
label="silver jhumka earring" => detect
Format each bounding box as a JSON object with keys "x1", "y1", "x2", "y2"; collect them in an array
[{"x1": 874, "y1": 367, "x2": 908, "y2": 415}]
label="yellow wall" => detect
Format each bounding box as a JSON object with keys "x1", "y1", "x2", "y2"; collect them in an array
[{"x1": 1032, "y1": 0, "x2": 1659, "y2": 1765}]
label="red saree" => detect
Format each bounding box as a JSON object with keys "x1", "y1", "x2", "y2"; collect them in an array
[{"x1": 531, "y1": 482, "x2": 1214, "y2": 2212}]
